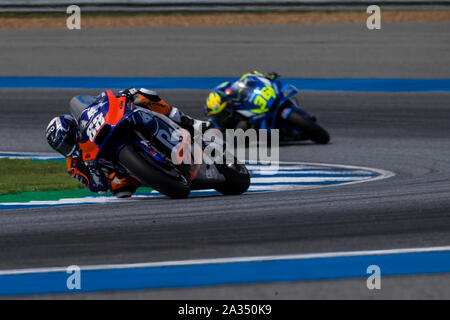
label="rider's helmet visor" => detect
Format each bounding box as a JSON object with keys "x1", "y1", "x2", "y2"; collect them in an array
[{"x1": 57, "y1": 137, "x2": 77, "y2": 157}]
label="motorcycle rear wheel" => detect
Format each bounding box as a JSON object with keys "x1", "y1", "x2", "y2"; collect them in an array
[{"x1": 118, "y1": 144, "x2": 191, "y2": 199}]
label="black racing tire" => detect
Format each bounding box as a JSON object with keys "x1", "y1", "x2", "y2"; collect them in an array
[
  {"x1": 118, "y1": 144, "x2": 190, "y2": 199},
  {"x1": 214, "y1": 163, "x2": 251, "y2": 196},
  {"x1": 287, "y1": 110, "x2": 330, "y2": 144}
]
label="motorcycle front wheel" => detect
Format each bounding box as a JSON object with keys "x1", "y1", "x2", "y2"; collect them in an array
[
  {"x1": 214, "y1": 162, "x2": 251, "y2": 196},
  {"x1": 287, "y1": 110, "x2": 330, "y2": 144}
]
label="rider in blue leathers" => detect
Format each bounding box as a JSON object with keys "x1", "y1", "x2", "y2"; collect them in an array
[
  {"x1": 204, "y1": 71, "x2": 280, "y2": 132},
  {"x1": 46, "y1": 88, "x2": 209, "y2": 198}
]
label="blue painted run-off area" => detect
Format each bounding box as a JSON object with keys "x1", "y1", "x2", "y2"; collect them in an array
[
  {"x1": 0, "y1": 77, "x2": 450, "y2": 91},
  {"x1": 0, "y1": 250, "x2": 449, "y2": 296}
]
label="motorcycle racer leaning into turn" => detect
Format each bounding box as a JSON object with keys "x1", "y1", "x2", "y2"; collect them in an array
[
  {"x1": 204, "y1": 70, "x2": 281, "y2": 131},
  {"x1": 46, "y1": 88, "x2": 210, "y2": 198}
]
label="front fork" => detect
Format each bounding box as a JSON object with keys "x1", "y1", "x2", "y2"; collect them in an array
[
  {"x1": 278, "y1": 101, "x2": 315, "y2": 138},
  {"x1": 280, "y1": 100, "x2": 313, "y2": 121}
]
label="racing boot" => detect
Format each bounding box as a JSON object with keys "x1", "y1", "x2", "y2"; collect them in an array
[{"x1": 109, "y1": 173, "x2": 141, "y2": 198}]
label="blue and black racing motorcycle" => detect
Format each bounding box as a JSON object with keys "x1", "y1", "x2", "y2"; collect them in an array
[
  {"x1": 208, "y1": 75, "x2": 330, "y2": 144},
  {"x1": 69, "y1": 91, "x2": 250, "y2": 199}
]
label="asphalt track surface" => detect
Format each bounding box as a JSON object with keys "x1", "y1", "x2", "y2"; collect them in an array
[
  {"x1": 0, "y1": 23, "x2": 450, "y2": 299},
  {"x1": 0, "y1": 23, "x2": 449, "y2": 78}
]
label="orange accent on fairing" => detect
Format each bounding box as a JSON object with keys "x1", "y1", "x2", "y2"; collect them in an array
[
  {"x1": 105, "y1": 90, "x2": 126, "y2": 126},
  {"x1": 136, "y1": 94, "x2": 172, "y2": 116},
  {"x1": 80, "y1": 140, "x2": 99, "y2": 161},
  {"x1": 79, "y1": 90, "x2": 127, "y2": 161}
]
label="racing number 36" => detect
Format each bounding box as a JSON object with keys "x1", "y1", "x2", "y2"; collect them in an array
[
  {"x1": 87, "y1": 113, "x2": 105, "y2": 142},
  {"x1": 252, "y1": 85, "x2": 276, "y2": 114}
]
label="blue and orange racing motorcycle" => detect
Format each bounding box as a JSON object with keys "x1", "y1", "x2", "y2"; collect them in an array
[
  {"x1": 69, "y1": 91, "x2": 250, "y2": 199},
  {"x1": 209, "y1": 75, "x2": 330, "y2": 144}
]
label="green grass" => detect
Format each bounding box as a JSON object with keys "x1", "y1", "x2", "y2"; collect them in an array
[{"x1": 0, "y1": 158, "x2": 83, "y2": 195}]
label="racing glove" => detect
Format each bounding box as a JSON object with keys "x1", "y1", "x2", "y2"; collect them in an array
[
  {"x1": 179, "y1": 116, "x2": 213, "y2": 142},
  {"x1": 66, "y1": 157, "x2": 108, "y2": 194},
  {"x1": 120, "y1": 88, "x2": 173, "y2": 116},
  {"x1": 264, "y1": 72, "x2": 280, "y2": 81},
  {"x1": 180, "y1": 115, "x2": 212, "y2": 136},
  {"x1": 247, "y1": 71, "x2": 280, "y2": 81}
]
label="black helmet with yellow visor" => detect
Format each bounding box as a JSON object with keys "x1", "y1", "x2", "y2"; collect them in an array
[{"x1": 204, "y1": 81, "x2": 236, "y2": 123}]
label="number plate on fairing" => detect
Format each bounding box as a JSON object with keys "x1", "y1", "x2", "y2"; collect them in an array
[{"x1": 79, "y1": 94, "x2": 110, "y2": 143}]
